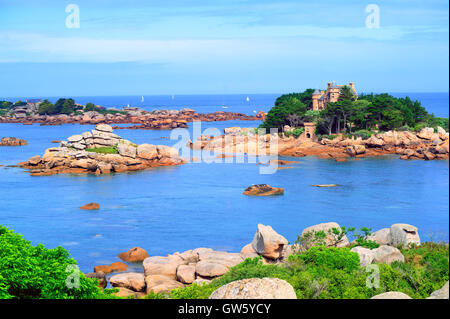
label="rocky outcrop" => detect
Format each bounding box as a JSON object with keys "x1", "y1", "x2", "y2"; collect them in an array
[
  {"x1": 0, "y1": 137, "x2": 27, "y2": 146},
  {"x1": 366, "y1": 228, "x2": 391, "y2": 245},
  {"x1": 209, "y1": 278, "x2": 297, "y2": 299},
  {"x1": 373, "y1": 245, "x2": 405, "y2": 264},
  {"x1": 371, "y1": 292, "x2": 412, "y2": 299},
  {"x1": 113, "y1": 287, "x2": 146, "y2": 299},
  {"x1": 0, "y1": 108, "x2": 265, "y2": 128},
  {"x1": 18, "y1": 124, "x2": 185, "y2": 176},
  {"x1": 145, "y1": 275, "x2": 185, "y2": 294},
  {"x1": 351, "y1": 245, "x2": 404, "y2": 266},
  {"x1": 427, "y1": 281, "x2": 449, "y2": 299},
  {"x1": 390, "y1": 224, "x2": 420, "y2": 247},
  {"x1": 251, "y1": 224, "x2": 288, "y2": 260},
  {"x1": 243, "y1": 184, "x2": 284, "y2": 196},
  {"x1": 94, "y1": 261, "x2": 128, "y2": 274},
  {"x1": 109, "y1": 272, "x2": 146, "y2": 292},
  {"x1": 350, "y1": 247, "x2": 375, "y2": 267},
  {"x1": 118, "y1": 247, "x2": 149, "y2": 263},
  {"x1": 300, "y1": 222, "x2": 349, "y2": 249},
  {"x1": 197, "y1": 126, "x2": 449, "y2": 161}
]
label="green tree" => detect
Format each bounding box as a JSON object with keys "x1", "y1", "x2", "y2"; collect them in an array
[
  {"x1": 38, "y1": 99, "x2": 56, "y2": 115},
  {"x1": 261, "y1": 96, "x2": 306, "y2": 130},
  {"x1": 0, "y1": 225, "x2": 111, "y2": 299},
  {"x1": 60, "y1": 99, "x2": 75, "y2": 114},
  {"x1": 84, "y1": 102, "x2": 95, "y2": 112},
  {"x1": 338, "y1": 85, "x2": 356, "y2": 102}
]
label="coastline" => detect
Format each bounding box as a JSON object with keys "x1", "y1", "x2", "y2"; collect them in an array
[{"x1": 0, "y1": 108, "x2": 265, "y2": 129}]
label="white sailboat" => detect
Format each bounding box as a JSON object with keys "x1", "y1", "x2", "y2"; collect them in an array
[
  {"x1": 141, "y1": 96, "x2": 144, "y2": 103},
  {"x1": 246, "y1": 96, "x2": 250, "y2": 102}
]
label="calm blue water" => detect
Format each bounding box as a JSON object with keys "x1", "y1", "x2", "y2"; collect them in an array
[
  {"x1": 0, "y1": 93, "x2": 448, "y2": 273},
  {"x1": 4, "y1": 92, "x2": 449, "y2": 117}
]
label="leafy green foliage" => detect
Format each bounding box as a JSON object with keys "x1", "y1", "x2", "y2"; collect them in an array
[
  {"x1": 0, "y1": 225, "x2": 111, "y2": 299},
  {"x1": 0, "y1": 101, "x2": 13, "y2": 109},
  {"x1": 260, "y1": 96, "x2": 306, "y2": 130},
  {"x1": 263, "y1": 89, "x2": 448, "y2": 135}
]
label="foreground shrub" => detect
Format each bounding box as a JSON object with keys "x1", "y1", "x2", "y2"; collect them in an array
[{"x1": 0, "y1": 225, "x2": 112, "y2": 299}]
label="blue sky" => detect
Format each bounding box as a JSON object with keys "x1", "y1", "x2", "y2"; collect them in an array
[{"x1": 0, "y1": 0, "x2": 448, "y2": 96}]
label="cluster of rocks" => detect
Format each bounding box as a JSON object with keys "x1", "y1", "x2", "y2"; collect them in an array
[
  {"x1": 196, "y1": 126, "x2": 449, "y2": 161},
  {"x1": 83, "y1": 222, "x2": 449, "y2": 300},
  {"x1": 321, "y1": 127, "x2": 449, "y2": 161},
  {"x1": 190, "y1": 128, "x2": 279, "y2": 156},
  {"x1": 0, "y1": 137, "x2": 27, "y2": 146},
  {"x1": 18, "y1": 124, "x2": 185, "y2": 176},
  {"x1": 87, "y1": 224, "x2": 291, "y2": 298},
  {"x1": 0, "y1": 107, "x2": 265, "y2": 129}
]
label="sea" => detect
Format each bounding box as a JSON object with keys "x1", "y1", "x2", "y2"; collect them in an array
[{"x1": 0, "y1": 92, "x2": 448, "y2": 273}]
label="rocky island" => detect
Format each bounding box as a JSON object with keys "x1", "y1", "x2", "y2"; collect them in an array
[
  {"x1": 18, "y1": 124, "x2": 185, "y2": 176},
  {"x1": 192, "y1": 125, "x2": 449, "y2": 161},
  {"x1": 0, "y1": 99, "x2": 265, "y2": 129}
]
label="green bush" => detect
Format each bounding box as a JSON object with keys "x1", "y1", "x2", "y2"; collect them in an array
[
  {"x1": 292, "y1": 127, "x2": 305, "y2": 138},
  {"x1": 0, "y1": 225, "x2": 112, "y2": 299},
  {"x1": 289, "y1": 246, "x2": 360, "y2": 272}
]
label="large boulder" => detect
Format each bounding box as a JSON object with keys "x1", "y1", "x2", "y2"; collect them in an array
[
  {"x1": 251, "y1": 224, "x2": 288, "y2": 259},
  {"x1": 157, "y1": 145, "x2": 179, "y2": 159},
  {"x1": 195, "y1": 261, "x2": 229, "y2": 277},
  {"x1": 350, "y1": 246, "x2": 375, "y2": 267},
  {"x1": 113, "y1": 287, "x2": 146, "y2": 299},
  {"x1": 118, "y1": 247, "x2": 149, "y2": 263},
  {"x1": 366, "y1": 228, "x2": 391, "y2": 245},
  {"x1": 300, "y1": 222, "x2": 349, "y2": 249},
  {"x1": 117, "y1": 142, "x2": 137, "y2": 158},
  {"x1": 95, "y1": 124, "x2": 113, "y2": 133},
  {"x1": 137, "y1": 144, "x2": 158, "y2": 160},
  {"x1": 209, "y1": 278, "x2": 297, "y2": 299},
  {"x1": 67, "y1": 134, "x2": 83, "y2": 143},
  {"x1": 427, "y1": 281, "x2": 449, "y2": 299},
  {"x1": 145, "y1": 275, "x2": 185, "y2": 294},
  {"x1": 197, "y1": 250, "x2": 244, "y2": 267},
  {"x1": 390, "y1": 224, "x2": 420, "y2": 246},
  {"x1": 371, "y1": 292, "x2": 412, "y2": 299},
  {"x1": 143, "y1": 255, "x2": 185, "y2": 280},
  {"x1": 109, "y1": 272, "x2": 146, "y2": 292},
  {"x1": 373, "y1": 245, "x2": 405, "y2": 264},
  {"x1": 176, "y1": 265, "x2": 196, "y2": 284},
  {"x1": 417, "y1": 127, "x2": 435, "y2": 140},
  {"x1": 240, "y1": 243, "x2": 259, "y2": 259}
]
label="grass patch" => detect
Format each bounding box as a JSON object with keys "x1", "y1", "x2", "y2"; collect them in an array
[{"x1": 85, "y1": 146, "x2": 118, "y2": 154}]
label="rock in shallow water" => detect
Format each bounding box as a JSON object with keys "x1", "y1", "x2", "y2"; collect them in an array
[
  {"x1": 118, "y1": 247, "x2": 149, "y2": 263},
  {"x1": 80, "y1": 202, "x2": 100, "y2": 210},
  {"x1": 243, "y1": 184, "x2": 284, "y2": 196}
]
